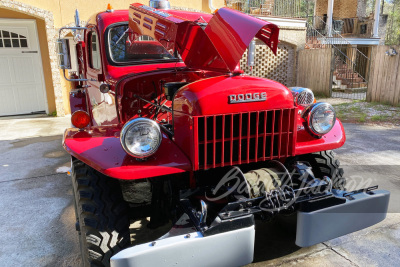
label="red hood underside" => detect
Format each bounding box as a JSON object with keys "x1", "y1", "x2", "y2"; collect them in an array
[{"x1": 129, "y1": 4, "x2": 279, "y2": 73}]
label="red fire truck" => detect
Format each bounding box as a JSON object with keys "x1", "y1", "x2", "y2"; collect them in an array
[{"x1": 57, "y1": 1, "x2": 389, "y2": 266}]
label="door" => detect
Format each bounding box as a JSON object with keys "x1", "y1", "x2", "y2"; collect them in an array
[
  {"x1": 0, "y1": 19, "x2": 47, "y2": 116},
  {"x1": 85, "y1": 28, "x2": 117, "y2": 126}
]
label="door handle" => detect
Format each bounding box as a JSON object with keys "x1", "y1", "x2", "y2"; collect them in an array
[{"x1": 21, "y1": 51, "x2": 38, "y2": 53}]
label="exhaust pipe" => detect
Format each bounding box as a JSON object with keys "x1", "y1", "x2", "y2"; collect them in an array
[{"x1": 149, "y1": 0, "x2": 170, "y2": 10}]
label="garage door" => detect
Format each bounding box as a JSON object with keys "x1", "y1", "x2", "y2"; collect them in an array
[{"x1": 0, "y1": 19, "x2": 47, "y2": 116}]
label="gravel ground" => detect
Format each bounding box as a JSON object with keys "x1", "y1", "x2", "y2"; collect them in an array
[{"x1": 319, "y1": 98, "x2": 400, "y2": 126}]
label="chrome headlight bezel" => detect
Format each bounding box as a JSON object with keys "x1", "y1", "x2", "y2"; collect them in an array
[
  {"x1": 289, "y1": 87, "x2": 315, "y2": 107},
  {"x1": 120, "y1": 118, "x2": 162, "y2": 158},
  {"x1": 304, "y1": 102, "x2": 336, "y2": 136}
]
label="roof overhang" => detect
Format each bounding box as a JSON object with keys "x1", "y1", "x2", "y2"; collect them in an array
[
  {"x1": 256, "y1": 16, "x2": 307, "y2": 28},
  {"x1": 318, "y1": 37, "x2": 381, "y2": 46}
]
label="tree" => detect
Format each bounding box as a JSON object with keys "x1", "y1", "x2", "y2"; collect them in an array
[{"x1": 384, "y1": 0, "x2": 400, "y2": 45}]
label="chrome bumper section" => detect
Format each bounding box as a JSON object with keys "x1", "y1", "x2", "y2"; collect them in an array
[{"x1": 111, "y1": 225, "x2": 255, "y2": 267}]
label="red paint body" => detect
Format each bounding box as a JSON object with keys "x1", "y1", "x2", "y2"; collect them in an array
[
  {"x1": 64, "y1": 126, "x2": 191, "y2": 179},
  {"x1": 69, "y1": 89, "x2": 87, "y2": 114},
  {"x1": 63, "y1": 5, "x2": 346, "y2": 180},
  {"x1": 128, "y1": 4, "x2": 279, "y2": 73}
]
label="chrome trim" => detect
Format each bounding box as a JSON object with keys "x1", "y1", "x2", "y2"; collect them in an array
[
  {"x1": 111, "y1": 225, "x2": 255, "y2": 267},
  {"x1": 75, "y1": 9, "x2": 80, "y2": 27},
  {"x1": 228, "y1": 92, "x2": 267, "y2": 104},
  {"x1": 120, "y1": 118, "x2": 162, "y2": 158},
  {"x1": 289, "y1": 87, "x2": 315, "y2": 107},
  {"x1": 199, "y1": 200, "x2": 207, "y2": 226},
  {"x1": 247, "y1": 39, "x2": 256, "y2": 67},
  {"x1": 58, "y1": 26, "x2": 89, "y2": 39},
  {"x1": 304, "y1": 102, "x2": 336, "y2": 136},
  {"x1": 149, "y1": 0, "x2": 171, "y2": 10}
]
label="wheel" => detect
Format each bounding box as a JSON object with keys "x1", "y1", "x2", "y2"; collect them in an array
[
  {"x1": 294, "y1": 150, "x2": 346, "y2": 190},
  {"x1": 71, "y1": 159, "x2": 130, "y2": 267}
]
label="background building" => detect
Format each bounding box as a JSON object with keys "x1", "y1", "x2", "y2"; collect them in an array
[
  {"x1": 0, "y1": 0, "x2": 225, "y2": 116},
  {"x1": 0, "y1": 0, "x2": 389, "y2": 116}
]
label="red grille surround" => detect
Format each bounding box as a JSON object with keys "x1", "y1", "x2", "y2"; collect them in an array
[{"x1": 193, "y1": 108, "x2": 297, "y2": 170}]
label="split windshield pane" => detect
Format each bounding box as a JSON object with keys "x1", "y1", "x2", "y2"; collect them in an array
[{"x1": 108, "y1": 24, "x2": 177, "y2": 65}]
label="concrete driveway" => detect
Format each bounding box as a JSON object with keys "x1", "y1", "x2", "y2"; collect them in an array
[{"x1": 0, "y1": 115, "x2": 399, "y2": 267}]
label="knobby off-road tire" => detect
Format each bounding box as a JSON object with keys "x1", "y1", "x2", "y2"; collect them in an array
[
  {"x1": 71, "y1": 160, "x2": 130, "y2": 267},
  {"x1": 296, "y1": 150, "x2": 346, "y2": 190}
]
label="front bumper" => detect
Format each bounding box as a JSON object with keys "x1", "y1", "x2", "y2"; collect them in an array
[
  {"x1": 111, "y1": 213, "x2": 256, "y2": 267},
  {"x1": 111, "y1": 187, "x2": 390, "y2": 267},
  {"x1": 111, "y1": 225, "x2": 255, "y2": 267},
  {"x1": 296, "y1": 189, "x2": 390, "y2": 247}
]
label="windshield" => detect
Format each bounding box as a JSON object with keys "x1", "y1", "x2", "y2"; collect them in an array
[{"x1": 108, "y1": 24, "x2": 178, "y2": 64}]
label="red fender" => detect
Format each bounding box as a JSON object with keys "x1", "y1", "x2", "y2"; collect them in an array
[
  {"x1": 295, "y1": 118, "x2": 346, "y2": 155},
  {"x1": 63, "y1": 126, "x2": 192, "y2": 180}
]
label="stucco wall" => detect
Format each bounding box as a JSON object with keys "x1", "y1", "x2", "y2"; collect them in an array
[
  {"x1": 278, "y1": 26, "x2": 307, "y2": 51},
  {"x1": 315, "y1": 0, "x2": 359, "y2": 18},
  {"x1": 6, "y1": 0, "x2": 225, "y2": 28}
]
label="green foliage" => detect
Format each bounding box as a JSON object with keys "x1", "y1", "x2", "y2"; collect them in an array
[
  {"x1": 299, "y1": 0, "x2": 315, "y2": 18},
  {"x1": 371, "y1": 114, "x2": 389, "y2": 121},
  {"x1": 332, "y1": 100, "x2": 400, "y2": 124},
  {"x1": 364, "y1": 0, "x2": 400, "y2": 45},
  {"x1": 350, "y1": 105, "x2": 362, "y2": 112},
  {"x1": 358, "y1": 113, "x2": 367, "y2": 122},
  {"x1": 336, "y1": 110, "x2": 348, "y2": 120},
  {"x1": 384, "y1": 0, "x2": 400, "y2": 45}
]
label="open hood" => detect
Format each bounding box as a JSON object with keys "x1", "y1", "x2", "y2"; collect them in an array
[{"x1": 129, "y1": 4, "x2": 279, "y2": 73}]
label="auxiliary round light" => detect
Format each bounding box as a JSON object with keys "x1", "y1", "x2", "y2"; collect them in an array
[
  {"x1": 71, "y1": 110, "x2": 90, "y2": 129},
  {"x1": 306, "y1": 103, "x2": 336, "y2": 136},
  {"x1": 289, "y1": 87, "x2": 315, "y2": 107},
  {"x1": 120, "y1": 118, "x2": 162, "y2": 158}
]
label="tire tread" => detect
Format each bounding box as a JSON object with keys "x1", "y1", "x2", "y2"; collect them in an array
[
  {"x1": 297, "y1": 150, "x2": 346, "y2": 190},
  {"x1": 72, "y1": 160, "x2": 130, "y2": 267}
]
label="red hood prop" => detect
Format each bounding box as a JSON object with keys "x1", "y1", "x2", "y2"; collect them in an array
[{"x1": 129, "y1": 4, "x2": 279, "y2": 73}]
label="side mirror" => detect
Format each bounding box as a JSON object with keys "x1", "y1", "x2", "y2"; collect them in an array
[{"x1": 57, "y1": 38, "x2": 72, "y2": 69}]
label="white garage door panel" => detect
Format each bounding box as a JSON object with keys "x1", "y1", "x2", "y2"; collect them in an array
[
  {"x1": 15, "y1": 85, "x2": 42, "y2": 113},
  {"x1": 12, "y1": 57, "x2": 36, "y2": 83},
  {"x1": 0, "y1": 19, "x2": 47, "y2": 116},
  {"x1": 0, "y1": 87, "x2": 17, "y2": 114},
  {"x1": 0, "y1": 57, "x2": 12, "y2": 84}
]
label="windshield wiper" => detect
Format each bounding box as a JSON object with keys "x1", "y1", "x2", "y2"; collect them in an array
[{"x1": 115, "y1": 28, "x2": 129, "y2": 45}]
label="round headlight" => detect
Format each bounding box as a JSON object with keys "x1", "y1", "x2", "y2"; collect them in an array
[
  {"x1": 306, "y1": 103, "x2": 336, "y2": 135},
  {"x1": 289, "y1": 87, "x2": 315, "y2": 107},
  {"x1": 120, "y1": 118, "x2": 162, "y2": 158}
]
